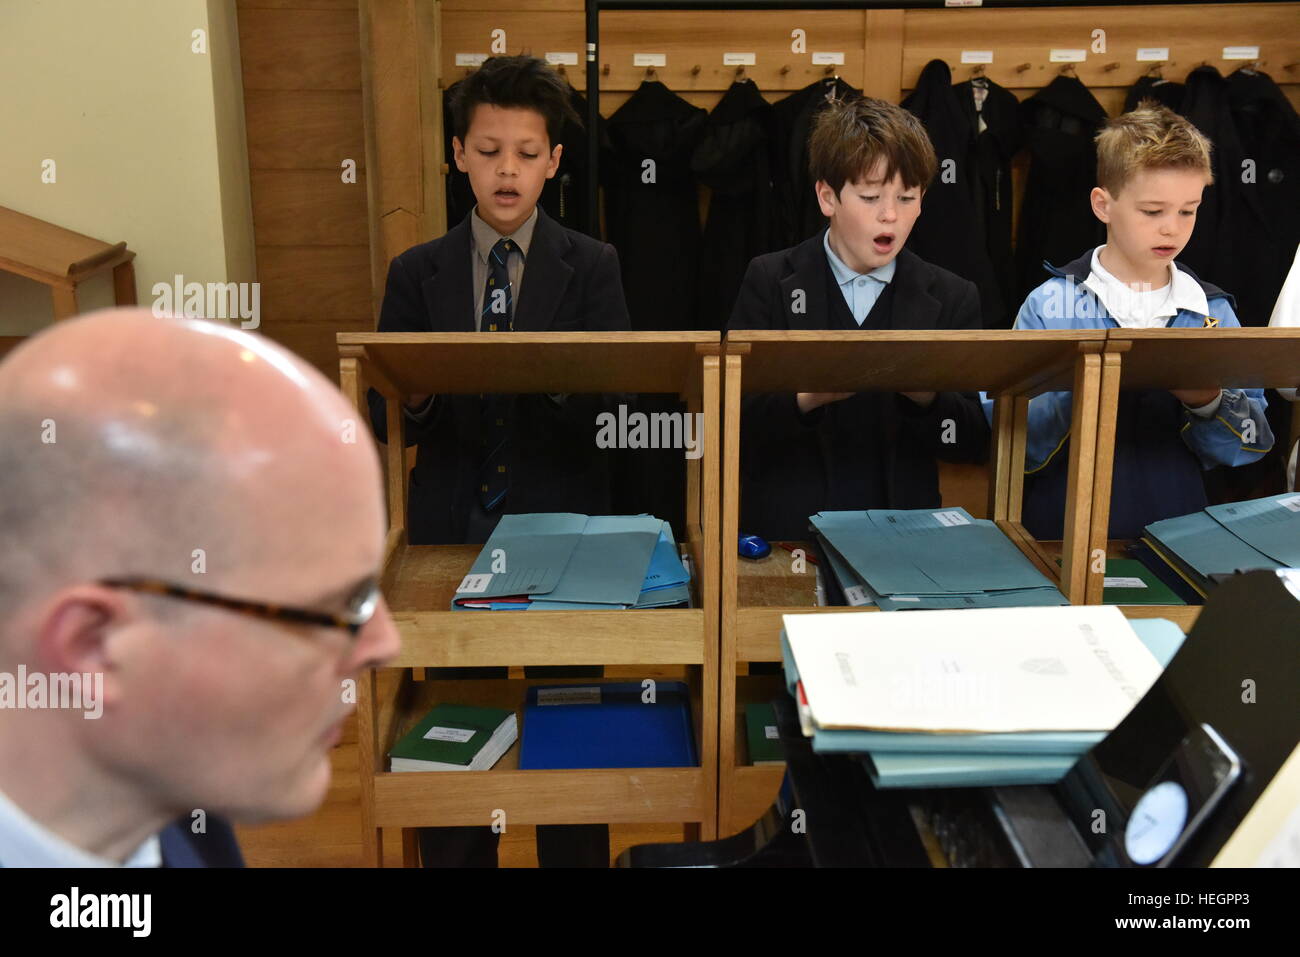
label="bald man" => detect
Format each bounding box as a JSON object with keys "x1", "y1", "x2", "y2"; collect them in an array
[{"x1": 0, "y1": 309, "x2": 400, "y2": 867}]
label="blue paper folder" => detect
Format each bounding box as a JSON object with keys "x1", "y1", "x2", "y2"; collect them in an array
[{"x1": 518, "y1": 681, "x2": 698, "y2": 769}]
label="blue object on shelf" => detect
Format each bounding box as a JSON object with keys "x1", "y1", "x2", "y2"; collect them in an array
[{"x1": 739, "y1": 533, "x2": 771, "y2": 560}]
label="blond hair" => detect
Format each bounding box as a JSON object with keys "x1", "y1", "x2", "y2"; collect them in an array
[{"x1": 1096, "y1": 101, "x2": 1213, "y2": 196}]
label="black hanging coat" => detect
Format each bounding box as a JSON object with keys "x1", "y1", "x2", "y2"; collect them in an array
[
  {"x1": 692, "y1": 78, "x2": 776, "y2": 329},
  {"x1": 603, "y1": 80, "x2": 708, "y2": 331},
  {"x1": 1015, "y1": 75, "x2": 1108, "y2": 301},
  {"x1": 769, "y1": 77, "x2": 861, "y2": 249},
  {"x1": 903, "y1": 59, "x2": 1022, "y2": 327}
]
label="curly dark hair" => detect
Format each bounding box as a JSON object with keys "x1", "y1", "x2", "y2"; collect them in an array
[{"x1": 449, "y1": 55, "x2": 581, "y2": 146}]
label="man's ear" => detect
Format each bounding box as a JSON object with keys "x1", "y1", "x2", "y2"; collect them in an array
[
  {"x1": 546, "y1": 142, "x2": 562, "y2": 179},
  {"x1": 452, "y1": 136, "x2": 468, "y2": 174},
  {"x1": 33, "y1": 585, "x2": 129, "y2": 707},
  {"x1": 815, "y1": 180, "x2": 839, "y2": 218},
  {"x1": 1090, "y1": 186, "x2": 1112, "y2": 223}
]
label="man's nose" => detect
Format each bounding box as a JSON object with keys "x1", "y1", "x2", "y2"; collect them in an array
[{"x1": 350, "y1": 597, "x2": 401, "y2": 673}]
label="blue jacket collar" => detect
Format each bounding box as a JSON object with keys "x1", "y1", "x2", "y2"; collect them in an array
[{"x1": 1043, "y1": 250, "x2": 1236, "y2": 310}]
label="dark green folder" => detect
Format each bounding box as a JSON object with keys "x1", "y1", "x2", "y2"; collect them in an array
[
  {"x1": 745, "y1": 702, "x2": 785, "y2": 766},
  {"x1": 389, "y1": 703, "x2": 513, "y2": 767},
  {"x1": 1101, "y1": 558, "x2": 1185, "y2": 606}
]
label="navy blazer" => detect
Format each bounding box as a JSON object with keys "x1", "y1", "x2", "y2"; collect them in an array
[
  {"x1": 727, "y1": 238, "x2": 991, "y2": 540},
  {"x1": 367, "y1": 208, "x2": 632, "y2": 544}
]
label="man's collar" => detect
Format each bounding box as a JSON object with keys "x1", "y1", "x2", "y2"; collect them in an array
[
  {"x1": 0, "y1": 784, "x2": 162, "y2": 868},
  {"x1": 471, "y1": 206, "x2": 539, "y2": 262},
  {"x1": 822, "y1": 228, "x2": 896, "y2": 286}
]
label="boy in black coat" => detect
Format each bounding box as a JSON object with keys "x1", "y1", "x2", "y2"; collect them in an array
[
  {"x1": 367, "y1": 56, "x2": 630, "y2": 867},
  {"x1": 727, "y1": 96, "x2": 989, "y2": 542}
]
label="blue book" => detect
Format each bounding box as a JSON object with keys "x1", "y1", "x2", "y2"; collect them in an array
[{"x1": 518, "y1": 681, "x2": 698, "y2": 770}]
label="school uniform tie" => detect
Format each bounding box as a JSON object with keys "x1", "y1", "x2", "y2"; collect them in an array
[{"x1": 479, "y1": 237, "x2": 518, "y2": 510}]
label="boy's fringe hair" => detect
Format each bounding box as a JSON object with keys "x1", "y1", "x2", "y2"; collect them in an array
[
  {"x1": 1096, "y1": 101, "x2": 1213, "y2": 196},
  {"x1": 809, "y1": 95, "x2": 937, "y2": 195}
]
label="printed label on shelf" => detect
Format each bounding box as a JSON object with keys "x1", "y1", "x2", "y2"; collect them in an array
[
  {"x1": 456, "y1": 573, "x2": 493, "y2": 594},
  {"x1": 455, "y1": 53, "x2": 487, "y2": 67},
  {"x1": 1104, "y1": 577, "x2": 1148, "y2": 589},
  {"x1": 1050, "y1": 49, "x2": 1087, "y2": 63},
  {"x1": 1223, "y1": 46, "x2": 1260, "y2": 60},
  {"x1": 933, "y1": 510, "x2": 971, "y2": 527},
  {"x1": 545, "y1": 52, "x2": 578, "y2": 66},
  {"x1": 724, "y1": 52, "x2": 756, "y2": 66},
  {"x1": 537, "y1": 686, "x2": 602, "y2": 706},
  {"x1": 1136, "y1": 48, "x2": 1170, "y2": 61},
  {"x1": 633, "y1": 53, "x2": 667, "y2": 67},
  {"x1": 423, "y1": 726, "x2": 477, "y2": 743},
  {"x1": 961, "y1": 50, "x2": 994, "y2": 64},
  {"x1": 811, "y1": 52, "x2": 845, "y2": 65},
  {"x1": 765, "y1": 725, "x2": 780, "y2": 739},
  {"x1": 946, "y1": 0, "x2": 983, "y2": 7}
]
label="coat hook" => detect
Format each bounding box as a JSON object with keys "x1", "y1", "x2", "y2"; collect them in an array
[
  {"x1": 1059, "y1": 62, "x2": 1078, "y2": 77},
  {"x1": 779, "y1": 64, "x2": 791, "y2": 76},
  {"x1": 1284, "y1": 60, "x2": 1300, "y2": 71},
  {"x1": 735, "y1": 65, "x2": 746, "y2": 79},
  {"x1": 971, "y1": 63, "x2": 985, "y2": 77},
  {"x1": 1103, "y1": 61, "x2": 1120, "y2": 72},
  {"x1": 601, "y1": 63, "x2": 610, "y2": 76},
  {"x1": 823, "y1": 64, "x2": 836, "y2": 76},
  {"x1": 1015, "y1": 62, "x2": 1031, "y2": 73},
  {"x1": 645, "y1": 66, "x2": 657, "y2": 80},
  {"x1": 691, "y1": 63, "x2": 701, "y2": 76}
]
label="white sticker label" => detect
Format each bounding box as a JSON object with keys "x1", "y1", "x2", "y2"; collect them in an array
[
  {"x1": 456, "y1": 573, "x2": 493, "y2": 594},
  {"x1": 891, "y1": 596, "x2": 921, "y2": 602},
  {"x1": 1278, "y1": 495, "x2": 1300, "y2": 513},
  {"x1": 633, "y1": 53, "x2": 666, "y2": 67},
  {"x1": 455, "y1": 53, "x2": 487, "y2": 67},
  {"x1": 946, "y1": 0, "x2": 983, "y2": 7},
  {"x1": 1136, "y1": 48, "x2": 1169, "y2": 62},
  {"x1": 764, "y1": 725, "x2": 779, "y2": 739},
  {"x1": 933, "y1": 510, "x2": 971, "y2": 527},
  {"x1": 1050, "y1": 49, "x2": 1087, "y2": 63},
  {"x1": 1104, "y1": 577, "x2": 1148, "y2": 589},
  {"x1": 1223, "y1": 46, "x2": 1260, "y2": 60},
  {"x1": 723, "y1": 52, "x2": 756, "y2": 66},
  {"x1": 811, "y1": 52, "x2": 845, "y2": 66},
  {"x1": 843, "y1": 585, "x2": 871, "y2": 606},
  {"x1": 423, "y1": 725, "x2": 476, "y2": 743},
  {"x1": 961, "y1": 50, "x2": 993, "y2": 64},
  {"x1": 545, "y1": 52, "x2": 578, "y2": 66},
  {"x1": 537, "y1": 686, "x2": 602, "y2": 706}
]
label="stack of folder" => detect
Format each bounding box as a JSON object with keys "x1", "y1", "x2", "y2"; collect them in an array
[
  {"x1": 1140, "y1": 493, "x2": 1300, "y2": 599},
  {"x1": 811, "y1": 507, "x2": 1067, "y2": 610},
  {"x1": 778, "y1": 606, "x2": 1185, "y2": 788},
  {"x1": 451, "y1": 513, "x2": 690, "y2": 610}
]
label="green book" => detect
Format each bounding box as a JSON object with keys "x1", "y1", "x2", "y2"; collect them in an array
[
  {"x1": 1101, "y1": 558, "x2": 1185, "y2": 606},
  {"x1": 745, "y1": 703, "x2": 785, "y2": 766},
  {"x1": 389, "y1": 703, "x2": 517, "y2": 772}
]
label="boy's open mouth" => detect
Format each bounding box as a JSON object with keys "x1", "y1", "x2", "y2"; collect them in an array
[
  {"x1": 1152, "y1": 244, "x2": 1177, "y2": 257},
  {"x1": 872, "y1": 233, "x2": 895, "y2": 254},
  {"x1": 495, "y1": 187, "x2": 520, "y2": 204}
]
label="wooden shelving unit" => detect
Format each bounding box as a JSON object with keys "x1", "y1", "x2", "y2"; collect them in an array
[
  {"x1": 717, "y1": 329, "x2": 1111, "y2": 837},
  {"x1": 337, "y1": 331, "x2": 722, "y2": 866},
  {"x1": 0, "y1": 205, "x2": 137, "y2": 320}
]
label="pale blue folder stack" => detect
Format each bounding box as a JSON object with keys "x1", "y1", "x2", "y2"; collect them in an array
[
  {"x1": 450, "y1": 513, "x2": 691, "y2": 610},
  {"x1": 1142, "y1": 493, "x2": 1299, "y2": 597},
  {"x1": 779, "y1": 619, "x2": 1186, "y2": 788},
  {"x1": 811, "y1": 507, "x2": 1067, "y2": 610}
]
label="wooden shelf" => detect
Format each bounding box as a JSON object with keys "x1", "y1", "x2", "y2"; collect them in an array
[{"x1": 340, "y1": 332, "x2": 722, "y2": 864}]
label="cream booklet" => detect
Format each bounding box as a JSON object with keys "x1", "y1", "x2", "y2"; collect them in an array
[{"x1": 783, "y1": 605, "x2": 1164, "y2": 734}]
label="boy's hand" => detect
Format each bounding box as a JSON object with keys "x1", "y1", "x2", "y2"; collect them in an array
[
  {"x1": 797, "y1": 392, "x2": 854, "y2": 414},
  {"x1": 899, "y1": 391, "x2": 937, "y2": 408},
  {"x1": 1170, "y1": 387, "x2": 1221, "y2": 409}
]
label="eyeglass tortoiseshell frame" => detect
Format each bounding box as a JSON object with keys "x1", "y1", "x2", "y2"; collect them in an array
[{"x1": 97, "y1": 576, "x2": 381, "y2": 637}]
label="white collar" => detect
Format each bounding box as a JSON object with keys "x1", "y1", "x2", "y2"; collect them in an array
[
  {"x1": 0, "y1": 785, "x2": 162, "y2": 868},
  {"x1": 1083, "y1": 245, "x2": 1209, "y2": 328}
]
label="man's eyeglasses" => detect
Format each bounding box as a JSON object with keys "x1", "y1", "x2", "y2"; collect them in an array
[{"x1": 97, "y1": 576, "x2": 381, "y2": 637}]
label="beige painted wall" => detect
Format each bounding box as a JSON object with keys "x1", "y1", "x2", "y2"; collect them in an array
[{"x1": 0, "y1": 0, "x2": 255, "y2": 334}]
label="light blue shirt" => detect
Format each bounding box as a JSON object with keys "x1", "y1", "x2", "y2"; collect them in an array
[
  {"x1": 0, "y1": 784, "x2": 161, "y2": 867},
  {"x1": 823, "y1": 229, "x2": 896, "y2": 325}
]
